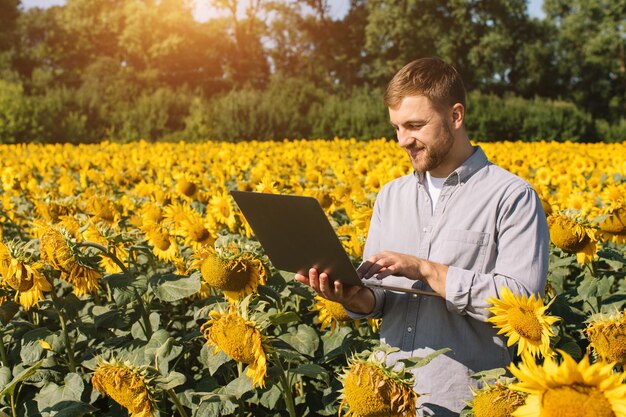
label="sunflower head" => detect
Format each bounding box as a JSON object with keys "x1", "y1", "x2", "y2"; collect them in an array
[
  {"x1": 0, "y1": 240, "x2": 52, "y2": 309},
  {"x1": 338, "y1": 348, "x2": 418, "y2": 417},
  {"x1": 470, "y1": 382, "x2": 526, "y2": 417},
  {"x1": 597, "y1": 203, "x2": 626, "y2": 244},
  {"x1": 92, "y1": 357, "x2": 156, "y2": 417},
  {"x1": 312, "y1": 296, "x2": 351, "y2": 332},
  {"x1": 191, "y1": 247, "x2": 267, "y2": 303},
  {"x1": 585, "y1": 311, "x2": 626, "y2": 364},
  {"x1": 547, "y1": 212, "x2": 598, "y2": 264},
  {"x1": 201, "y1": 305, "x2": 270, "y2": 388},
  {"x1": 486, "y1": 287, "x2": 560, "y2": 359},
  {"x1": 40, "y1": 226, "x2": 76, "y2": 273},
  {"x1": 509, "y1": 350, "x2": 626, "y2": 417}
]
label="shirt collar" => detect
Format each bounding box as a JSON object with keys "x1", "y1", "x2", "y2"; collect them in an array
[{"x1": 414, "y1": 146, "x2": 489, "y2": 186}]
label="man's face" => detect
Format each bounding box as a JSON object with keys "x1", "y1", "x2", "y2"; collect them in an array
[{"x1": 389, "y1": 95, "x2": 455, "y2": 177}]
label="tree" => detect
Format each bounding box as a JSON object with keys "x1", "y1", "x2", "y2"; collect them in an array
[{"x1": 544, "y1": 0, "x2": 626, "y2": 121}]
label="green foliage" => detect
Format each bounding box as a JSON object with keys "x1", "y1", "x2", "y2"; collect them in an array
[{"x1": 465, "y1": 92, "x2": 597, "y2": 142}]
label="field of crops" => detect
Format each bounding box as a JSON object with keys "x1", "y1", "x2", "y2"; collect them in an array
[{"x1": 0, "y1": 139, "x2": 625, "y2": 417}]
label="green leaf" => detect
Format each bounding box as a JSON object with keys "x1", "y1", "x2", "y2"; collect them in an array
[
  {"x1": 559, "y1": 340, "x2": 583, "y2": 360},
  {"x1": 259, "y1": 384, "x2": 282, "y2": 410},
  {"x1": 398, "y1": 348, "x2": 452, "y2": 370},
  {"x1": 268, "y1": 311, "x2": 300, "y2": 325},
  {"x1": 155, "y1": 372, "x2": 186, "y2": 390},
  {"x1": 20, "y1": 328, "x2": 52, "y2": 363},
  {"x1": 35, "y1": 373, "x2": 84, "y2": 412},
  {"x1": 470, "y1": 368, "x2": 506, "y2": 381},
  {"x1": 223, "y1": 374, "x2": 254, "y2": 399},
  {"x1": 200, "y1": 344, "x2": 231, "y2": 376},
  {"x1": 94, "y1": 309, "x2": 133, "y2": 330},
  {"x1": 321, "y1": 326, "x2": 352, "y2": 359},
  {"x1": 0, "y1": 300, "x2": 19, "y2": 325},
  {"x1": 104, "y1": 272, "x2": 147, "y2": 306},
  {"x1": 278, "y1": 324, "x2": 320, "y2": 357},
  {"x1": 46, "y1": 401, "x2": 98, "y2": 417},
  {"x1": 197, "y1": 394, "x2": 238, "y2": 416},
  {"x1": 0, "y1": 359, "x2": 43, "y2": 398},
  {"x1": 0, "y1": 367, "x2": 11, "y2": 390},
  {"x1": 292, "y1": 363, "x2": 329, "y2": 384},
  {"x1": 149, "y1": 272, "x2": 201, "y2": 302}
]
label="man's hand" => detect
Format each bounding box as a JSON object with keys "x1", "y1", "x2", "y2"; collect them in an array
[
  {"x1": 294, "y1": 268, "x2": 375, "y2": 314},
  {"x1": 359, "y1": 251, "x2": 448, "y2": 297}
]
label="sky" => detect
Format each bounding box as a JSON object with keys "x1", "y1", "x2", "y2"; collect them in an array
[{"x1": 20, "y1": 0, "x2": 547, "y2": 20}]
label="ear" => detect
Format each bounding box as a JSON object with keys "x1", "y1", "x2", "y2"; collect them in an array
[{"x1": 450, "y1": 103, "x2": 465, "y2": 130}]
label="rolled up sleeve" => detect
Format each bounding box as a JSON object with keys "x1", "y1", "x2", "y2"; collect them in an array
[{"x1": 444, "y1": 186, "x2": 549, "y2": 322}]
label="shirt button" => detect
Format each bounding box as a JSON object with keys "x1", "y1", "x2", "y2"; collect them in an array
[
  {"x1": 407, "y1": 326, "x2": 413, "y2": 333},
  {"x1": 412, "y1": 294, "x2": 418, "y2": 298}
]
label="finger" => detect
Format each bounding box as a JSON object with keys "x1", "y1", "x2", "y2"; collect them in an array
[
  {"x1": 309, "y1": 268, "x2": 320, "y2": 293},
  {"x1": 318, "y1": 272, "x2": 333, "y2": 297},
  {"x1": 294, "y1": 273, "x2": 309, "y2": 285},
  {"x1": 362, "y1": 258, "x2": 388, "y2": 279}
]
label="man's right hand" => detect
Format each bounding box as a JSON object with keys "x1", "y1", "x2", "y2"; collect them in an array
[{"x1": 294, "y1": 267, "x2": 375, "y2": 315}]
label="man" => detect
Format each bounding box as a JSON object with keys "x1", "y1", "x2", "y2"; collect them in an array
[{"x1": 295, "y1": 57, "x2": 549, "y2": 416}]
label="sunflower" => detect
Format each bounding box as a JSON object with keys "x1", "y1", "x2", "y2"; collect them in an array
[
  {"x1": 201, "y1": 308, "x2": 270, "y2": 388},
  {"x1": 142, "y1": 224, "x2": 179, "y2": 262},
  {"x1": 82, "y1": 223, "x2": 129, "y2": 274},
  {"x1": 338, "y1": 350, "x2": 418, "y2": 417},
  {"x1": 176, "y1": 176, "x2": 199, "y2": 200},
  {"x1": 509, "y1": 351, "x2": 626, "y2": 417},
  {"x1": 92, "y1": 358, "x2": 155, "y2": 417},
  {"x1": 190, "y1": 247, "x2": 267, "y2": 303},
  {"x1": 312, "y1": 295, "x2": 351, "y2": 332},
  {"x1": 177, "y1": 213, "x2": 215, "y2": 251},
  {"x1": 597, "y1": 203, "x2": 626, "y2": 244},
  {"x1": 547, "y1": 212, "x2": 598, "y2": 265},
  {"x1": 486, "y1": 287, "x2": 560, "y2": 359},
  {"x1": 86, "y1": 196, "x2": 120, "y2": 225},
  {"x1": 470, "y1": 382, "x2": 526, "y2": 417},
  {"x1": 0, "y1": 241, "x2": 51, "y2": 310},
  {"x1": 585, "y1": 311, "x2": 626, "y2": 364},
  {"x1": 209, "y1": 190, "x2": 237, "y2": 231},
  {"x1": 40, "y1": 226, "x2": 101, "y2": 296}
]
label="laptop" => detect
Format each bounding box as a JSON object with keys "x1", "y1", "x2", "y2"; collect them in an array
[{"x1": 230, "y1": 190, "x2": 436, "y2": 296}]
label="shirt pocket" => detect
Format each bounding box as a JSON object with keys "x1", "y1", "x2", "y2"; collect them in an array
[{"x1": 435, "y1": 229, "x2": 489, "y2": 271}]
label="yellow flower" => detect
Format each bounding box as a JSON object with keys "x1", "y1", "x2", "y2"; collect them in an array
[
  {"x1": 40, "y1": 226, "x2": 101, "y2": 296},
  {"x1": 201, "y1": 309, "x2": 270, "y2": 388},
  {"x1": 597, "y1": 203, "x2": 626, "y2": 244},
  {"x1": 209, "y1": 190, "x2": 237, "y2": 231},
  {"x1": 509, "y1": 351, "x2": 626, "y2": 417},
  {"x1": 142, "y1": 224, "x2": 179, "y2": 262},
  {"x1": 486, "y1": 287, "x2": 560, "y2": 359},
  {"x1": 40, "y1": 226, "x2": 76, "y2": 273},
  {"x1": 0, "y1": 241, "x2": 51, "y2": 310},
  {"x1": 547, "y1": 212, "x2": 598, "y2": 265},
  {"x1": 338, "y1": 354, "x2": 417, "y2": 417},
  {"x1": 585, "y1": 312, "x2": 626, "y2": 364},
  {"x1": 471, "y1": 382, "x2": 526, "y2": 417},
  {"x1": 176, "y1": 176, "x2": 199, "y2": 199},
  {"x1": 178, "y1": 216, "x2": 215, "y2": 251},
  {"x1": 92, "y1": 358, "x2": 155, "y2": 417},
  {"x1": 312, "y1": 296, "x2": 351, "y2": 332},
  {"x1": 86, "y1": 196, "x2": 120, "y2": 225},
  {"x1": 191, "y1": 247, "x2": 267, "y2": 303}
]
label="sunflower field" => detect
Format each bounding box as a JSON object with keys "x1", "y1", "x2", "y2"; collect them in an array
[{"x1": 0, "y1": 138, "x2": 625, "y2": 417}]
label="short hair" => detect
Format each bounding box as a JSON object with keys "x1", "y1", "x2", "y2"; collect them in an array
[{"x1": 384, "y1": 57, "x2": 466, "y2": 111}]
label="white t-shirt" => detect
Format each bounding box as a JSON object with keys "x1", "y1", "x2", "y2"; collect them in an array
[{"x1": 425, "y1": 171, "x2": 446, "y2": 212}]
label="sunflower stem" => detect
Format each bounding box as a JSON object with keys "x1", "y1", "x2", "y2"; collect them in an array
[
  {"x1": 10, "y1": 391, "x2": 17, "y2": 417},
  {"x1": 75, "y1": 241, "x2": 128, "y2": 273},
  {"x1": 0, "y1": 330, "x2": 8, "y2": 367},
  {"x1": 167, "y1": 389, "x2": 188, "y2": 417},
  {"x1": 49, "y1": 288, "x2": 77, "y2": 373},
  {"x1": 135, "y1": 290, "x2": 153, "y2": 339},
  {"x1": 270, "y1": 351, "x2": 297, "y2": 417}
]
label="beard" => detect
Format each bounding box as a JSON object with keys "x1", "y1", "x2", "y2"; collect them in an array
[{"x1": 407, "y1": 124, "x2": 455, "y2": 174}]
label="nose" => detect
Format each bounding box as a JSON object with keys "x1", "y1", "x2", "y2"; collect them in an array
[{"x1": 396, "y1": 127, "x2": 414, "y2": 148}]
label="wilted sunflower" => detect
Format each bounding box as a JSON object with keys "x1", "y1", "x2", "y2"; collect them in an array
[
  {"x1": 486, "y1": 287, "x2": 560, "y2": 359},
  {"x1": 0, "y1": 240, "x2": 51, "y2": 310},
  {"x1": 312, "y1": 295, "x2": 351, "y2": 332},
  {"x1": 338, "y1": 351, "x2": 418, "y2": 417},
  {"x1": 40, "y1": 226, "x2": 101, "y2": 296},
  {"x1": 585, "y1": 311, "x2": 626, "y2": 364},
  {"x1": 191, "y1": 247, "x2": 267, "y2": 303},
  {"x1": 92, "y1": 358, "x2": 155, "y2": 417},
  {"x1": 597, "y1": 203, "x2": 626, "y2": 244},
  {"x1": 201, "y1": 307, "x2": 270, "y2": 388},
  {"x1": 509, "y1": 351, "x2": 626, "y2": 417},
  {"x1": 82, "y1": 223, "x2": 129, "y2": 274},
  {"x1": 470, "y1": 382, "x2": 526, "y2": 417},
  {"x1": 547, "y1": 212, "x2": 598, "y2": 265}
]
